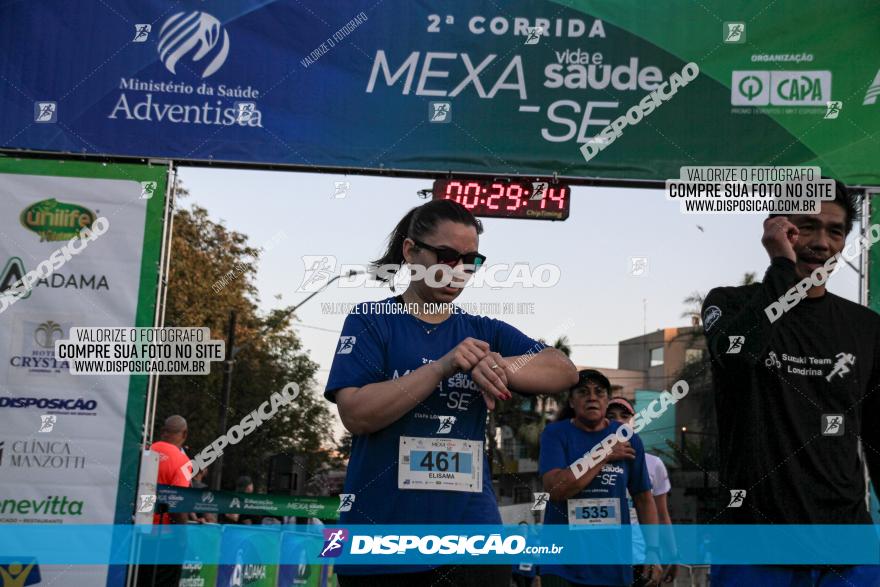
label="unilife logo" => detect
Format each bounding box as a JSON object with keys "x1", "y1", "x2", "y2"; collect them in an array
[
  {"x1": 158, "y1": 11, "x2": 230, "y2": 78},
  {"x1": 20, "y1": 199, "x2": 96, "y2": 242}
]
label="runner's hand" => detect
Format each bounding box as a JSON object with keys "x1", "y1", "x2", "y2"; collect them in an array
[
  {"x1": 662, "y1": 564, "x2": 679, "y2": 583},
  {"x1": 639, "y1": 565, "x2": 663, "y2": 587},
  {"x1": 762, "y1": 216, "x2": 798, "y2": 262},
  {"x1": 604, "y1": 441, "x2": 636, "y2": 462},
  {"x1": 437, "y1": 337, "x2": 490, "y2": 378},
  {"x1": 646, "y1": 564, "x2": 663, "y2": 586},
  {"x1": 471, "y1": 352, "x2": 511, "y2": 410}
]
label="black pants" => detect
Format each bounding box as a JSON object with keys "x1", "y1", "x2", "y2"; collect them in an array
[
  {"x1": 540, "y1": 573, "x2": 617, "y2": 587},
  {"x1": 337, "y1": 565, "x2": 512, "y2": 587},
  {"x1": 136, "y1": 564, "x2": 181, "y2": 587}
]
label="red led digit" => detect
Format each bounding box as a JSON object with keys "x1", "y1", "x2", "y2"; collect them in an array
[
  {"x1": 486, "y1": 183, "x2": 504, "y2": 210},
  {"x1": 446, "y1": 181, "x2": 463, "y2": 203},
  {"x1": 462, "y1": 182, "x2": 481, "y2": 209},
  {"x1": 505, "y1": 184, "x2": 523, "y2": 210},
  {"x1": 549, "y1": 187, "x2": 565, "y2": 209}
]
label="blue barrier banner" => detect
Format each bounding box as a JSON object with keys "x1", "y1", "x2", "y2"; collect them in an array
[{"x1": 1, "y1": 525, "x2": 879, "y2": 565}]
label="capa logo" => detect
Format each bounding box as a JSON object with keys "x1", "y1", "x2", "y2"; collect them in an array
[
  {"x1": 731, "y1": 71, "x2": 831, "y2": 106},
  {"x1": 158, "y1": 12, "x2": 230, "y2": 79},
  {"x1": 774, "y1": 72, "x2": 828, "y2": 104},
  {"x1": 20, "y1": 199, "x2": 96, "y2": 242}
]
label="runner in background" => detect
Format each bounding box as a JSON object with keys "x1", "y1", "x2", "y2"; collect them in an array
[
  {"x1": 539, "y1": 370, "x2": 662, "y2": 587},
  {"x1": 703, "y1": 184, "x2": 880, "y2": 585},
  {"x1": 606, "y1": 398, "x2": 678, "y2": 586},
  {"x1": 512, "y1": 562, "x2": 539, "y2": 587},
  {"x1": 138, "y1": 415, "x2": 192, "y2": 587},
  {"x1": 324, "y1": 200, "x2": 578, "y2": 586},
  {"x1": 513, "y1": 520, "x2": 541, "y2": 587}
]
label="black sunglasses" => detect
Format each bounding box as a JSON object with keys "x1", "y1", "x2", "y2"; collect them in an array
[{"x1": 409, "y1": 238, "x2": 486, "y2": 271}]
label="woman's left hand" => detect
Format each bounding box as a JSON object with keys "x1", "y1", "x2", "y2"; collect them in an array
[{"x1": 470, "y1": 352, "x2": 511, "y2": 410}]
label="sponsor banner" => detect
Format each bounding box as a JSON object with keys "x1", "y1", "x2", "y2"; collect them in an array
[
  {"x1": 1, "y1": 524, "x2": 879, "y2": 565},
  {"x1": 0, "y1": 2, "x2": 878, "y2": 184},
  {"x1": 217, "y1": 525, "x2": 280, "y2": 587},
  {"x1": 179, "y1": 523, "x2": 222, "y2": 587},
  {"x1": 158, "y1": 485, "x2": 340, "y2": 519},
  {"x1": 0, "y1": 159, "x2": 167, "y2": 587},
  {"x1": 871, "y1": 193, "x2": 880, "y2": 310},
  {"x1": 278, "y1": 531, "x2": 328, "y2": 587}
]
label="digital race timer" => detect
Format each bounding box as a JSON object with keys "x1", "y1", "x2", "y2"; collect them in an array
[{"x1": 432, "y1": 179, "x2": 571, "y2": 220}]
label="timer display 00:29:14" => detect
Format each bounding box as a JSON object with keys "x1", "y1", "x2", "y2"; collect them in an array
[{"x1": 432, "y1": 179, "x2": 570, "y2": 220}]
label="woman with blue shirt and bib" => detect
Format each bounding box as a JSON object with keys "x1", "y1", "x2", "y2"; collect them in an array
[
  {"x1": 325, "y1": 200, "x2": 579, "y2": 586},
  {"x1": 539, "y1": 370, "x2": 663, "y2": 587}
]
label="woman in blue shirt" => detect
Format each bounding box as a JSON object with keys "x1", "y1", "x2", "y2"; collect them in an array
[
  {"x1": 539, "y1": 370, "x2": 662, "y2": 587},
  {"x1": 325, "y1": 200, "x2": 579, "y2": 586}
]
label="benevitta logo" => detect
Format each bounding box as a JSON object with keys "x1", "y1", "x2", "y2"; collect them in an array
[
  {"x1": 0, "y1": 559, "x2": 41, "y2": 586},
  {"x1": 732, "y1": 71, "x2": 831, "y2": 106},
  {"x1": 20, "y1": 199, "x2": 96, "y2": 242},
  {"x1": 0, "y1": 495, "x2": 85, "y2": 517},
  {"x1": 158, "y1": 12, "x2": 229, "y2": 79}
]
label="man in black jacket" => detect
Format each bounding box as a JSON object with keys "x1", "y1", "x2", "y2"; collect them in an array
[{"x1": 703, "y1": 184, "x2": 880, "y2": 585}]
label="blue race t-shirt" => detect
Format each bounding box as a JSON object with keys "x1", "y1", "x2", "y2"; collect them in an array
[
  {"x1": 325, "y1": 297, "x2": 544, "y2": 575},
  {"x1": 538, "y1": 419, "x2": 652, "y2": 586}
]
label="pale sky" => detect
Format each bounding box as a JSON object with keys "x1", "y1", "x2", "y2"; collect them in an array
[{"x1": 179, "y1": 167, "x2": 864, "y2": 438}]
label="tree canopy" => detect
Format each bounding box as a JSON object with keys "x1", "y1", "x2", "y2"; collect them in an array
[{"x1": 154, "y1": 181, "x2": 335, "y2": 492}]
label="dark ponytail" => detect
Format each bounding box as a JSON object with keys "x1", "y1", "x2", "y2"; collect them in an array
[{"x1": 372, "y1": 199, "x2": 483, "y2": 288}]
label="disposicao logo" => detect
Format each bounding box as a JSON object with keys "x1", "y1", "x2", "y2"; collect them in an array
[
  {"x1": 319, "y1": 529, "x2": 348, "y2": 558},
  {"x1": 158, "y1": 11, "x2": 230, "y2": 79},
  {"x1": 20, "y1": 199, "x2": 96, "y2": 242}
]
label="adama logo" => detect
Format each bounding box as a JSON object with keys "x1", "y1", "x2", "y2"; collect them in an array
[{"x1": 20, "y1": 199, "x2": 96, "y2": 242}]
